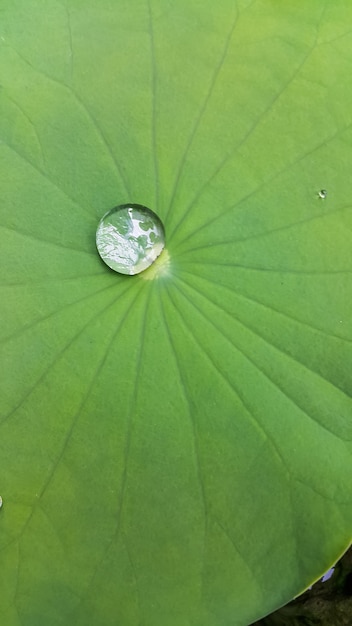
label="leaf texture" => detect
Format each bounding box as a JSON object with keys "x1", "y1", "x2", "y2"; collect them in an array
[{"x1": 0, "y1": 1, "x2": 352, "y2": 625}]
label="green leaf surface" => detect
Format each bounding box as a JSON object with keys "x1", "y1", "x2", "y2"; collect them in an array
[{"x1": 1, "y1": 1, "x2": 352, "y2": 624}]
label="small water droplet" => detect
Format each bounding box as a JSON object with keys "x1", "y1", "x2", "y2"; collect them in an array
[
  {"x1": 0, "y1": 496, "x2": 3, "y2": 509},
  {"x1": 96, "y1": 204, "x2": 165, "y2": 275},
  {"x1": 318, "y1": 189, "x2": 327, "y2": 199}
]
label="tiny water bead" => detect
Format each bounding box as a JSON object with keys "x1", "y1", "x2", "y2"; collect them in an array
[
  {"x1": 96, "y1": 204, "x2": 165, "y2": 275},
  {"x1": 318, "y1": 189, "x2": 327, "y2": 199}
]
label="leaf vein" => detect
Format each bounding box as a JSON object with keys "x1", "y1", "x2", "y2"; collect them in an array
[
  {"x1": 8, "y1": 44, "x2": 131, "y2": 199},
  {"x1": 0, "y1": 223, "x2": 95, "y2": 256},
  {"x1": 179, "y1": 268, "x2": 352, "y2": 346},
  {"x1": 165, "y1": 6, "x2": 239, "y2": 222},
  {"x1": 171, "y1": 124, "x2": 352, "y2": 250},
  {"x1": 167, "y1": 284, "x2": 288, "y2": 469},
  {"x1": 169, "y1": 28, "x2": 326, "y2": 242},
  {"x1": 175, "y1": 276, "x2": 351, "y2": 440},
  {"x1": 0, "y1": 281, "x2": 136, "y2": 427},
  {"x1": 0, "y1": 140, "x2": 95, "y2": 223},
  {"x1": 177, "y1": 199, "x2": 352, "y2": 257},
  {"x1": 147, "y1": 0, "x2": 160, "y2": 212},
  {"x1": 0, "y1": 281, "x2": 120, "y2": 346}
]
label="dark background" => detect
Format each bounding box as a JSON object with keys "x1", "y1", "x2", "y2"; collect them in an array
[{"x1": 252, "y1": 547, "x2": 352, "y2": 626}]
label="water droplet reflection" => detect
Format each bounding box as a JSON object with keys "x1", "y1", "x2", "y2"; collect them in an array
[{"x1": 96, "y1": 204, "x2": 165, "y2": 275}]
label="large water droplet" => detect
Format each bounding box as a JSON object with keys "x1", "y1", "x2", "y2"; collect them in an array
[{"x1": 96, "y1": 204, "x2": 165, "y2": 275}]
